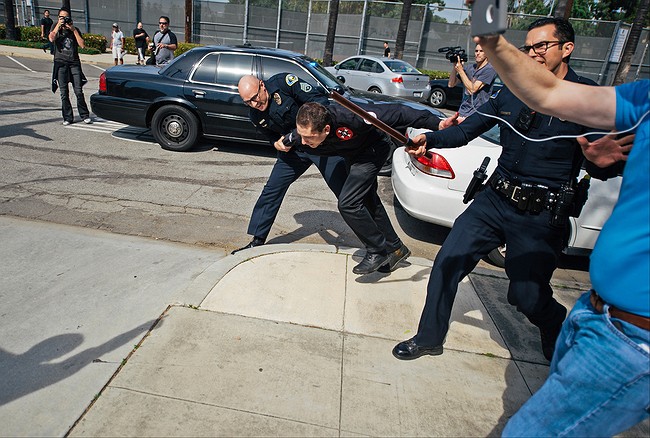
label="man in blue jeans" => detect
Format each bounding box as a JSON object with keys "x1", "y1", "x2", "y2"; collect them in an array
[
  {"x1": 49, "y1": 7, "x2": 92, "y2": 125},
  {"x1": 473, "y1": 27, "x2": 649, "y2": 436}
]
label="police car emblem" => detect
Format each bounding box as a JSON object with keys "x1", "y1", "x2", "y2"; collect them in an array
[
  {"x1": 336, "y1": 127, "x2": 354, "y2": 140},
  {"x1": 300, "y1": 82, "x2": 312, "y2": 93},
  {"x1": 285, "y1": 74, "x2": 299, "y2": 86},
  {"x1": 273, "y1": 93, "x2": 282, "y2": 105}
]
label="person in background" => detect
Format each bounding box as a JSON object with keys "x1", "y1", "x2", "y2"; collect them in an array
[
  {"x1": 49, "y1": 7, "x2": 92, "y2": 126},
  {"x1": 111, "y1": 23, "x2": 125, "y2": 66},
  {"x1": 40, "y1": 10, "x2": 54, "y2": 55},
  {"x1": 468, "y1": 12, "x2": 649, "y2": 436},
  {"x1": 448, "y1": 44, "x2": 496, "y2": 121},
  {"x1": 133, "y1": 22, "x2": 149, "y2": 66},
  {"x1": 152, "y1": 16, "x2": 177, "y2": 65},
  {"x1": 383, "y1": 41, "x2": 391, "y2": 58}
]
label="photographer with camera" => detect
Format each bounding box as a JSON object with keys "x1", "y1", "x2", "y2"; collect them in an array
[
  {"x1": 48, "y1": 7, "x2": 91, "y2": 126},
  {"x1": 446, "y1": 44, "x2": 496, "y2": 120}
]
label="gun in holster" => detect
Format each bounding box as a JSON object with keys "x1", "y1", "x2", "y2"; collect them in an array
[
  {"x1": 463, "y1": 157, "x2": 491, "y2": 204},
  {"x1": 549, "y1": 175, "x2": 591, "y2": 227}
]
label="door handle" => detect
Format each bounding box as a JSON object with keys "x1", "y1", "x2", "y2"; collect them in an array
[{"x1": 192, "y1": 90, "x2": 206, "y2": 98}]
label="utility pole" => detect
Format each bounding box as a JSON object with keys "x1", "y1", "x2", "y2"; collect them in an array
[{"x1": 3, "y1": 0, "x2": 17, "y2": 40}]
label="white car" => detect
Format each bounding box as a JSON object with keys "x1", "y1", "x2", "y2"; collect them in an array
[
  {"x1": 391, "y1": 127, "x2": 622, "y2": 267},
  {"x1": 326, "y1": 55, "x2": 430, "y2": 101}
]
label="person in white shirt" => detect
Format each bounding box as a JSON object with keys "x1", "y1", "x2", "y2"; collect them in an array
[{"x1": 111, "y1": 23, "x2": 125, "y2": 66}]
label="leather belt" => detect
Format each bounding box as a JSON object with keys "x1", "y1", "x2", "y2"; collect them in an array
[
  {"x1": 590, "y1": 290, "x2": 650, "y2": 331},
  {"x1": 489, "y1": 175, "x2": 558, "y2": 213}
]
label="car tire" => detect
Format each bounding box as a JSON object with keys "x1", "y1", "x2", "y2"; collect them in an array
[
  {"x1": 151, "y1": 105, "x2": 200, "y2": 152},
  {"x1": 368, "y1": 86, "x2": 382, "y2": 94},
  {"x1": 429, "y1": 88, "x2": 447, "y2": 108},
  {"x1": 487, "y1": 245, "x2": 506, "y2": 268}
]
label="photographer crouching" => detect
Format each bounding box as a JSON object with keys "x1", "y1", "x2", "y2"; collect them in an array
[
  {"x1": 444, "y1": 44, "x2": 496, "y2": 122},
  {"x1": 48, "y1": 6, "x2": 91, "y2": 126}
]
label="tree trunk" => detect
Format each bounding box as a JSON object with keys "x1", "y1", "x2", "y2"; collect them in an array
[
  {"x1": 395, "y1": 0, "x2": 413, "y2": 60},
  {"x1": 185, "y1": 0, "x2": 192, "y2": 43},
  {"x1": 613, "y1": 0, "x2": 650, "y2": 85},
  {"x1": 323, "y1": 0, "x2": 340, "y2": 66},
  {"x1": 3, "y1": 0, "x2": 17, "y2": 40},
  {"x1": 553, "y1": 0, "x2": 574, "y2": 19}
]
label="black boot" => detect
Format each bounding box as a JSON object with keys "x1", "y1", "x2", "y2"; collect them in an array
[
  {"x1": 539, "y1": 306, "x2": 568, "y2": 361},
  {"x1": 231, "y1": 237, "x2": 265, "y2": 255}
]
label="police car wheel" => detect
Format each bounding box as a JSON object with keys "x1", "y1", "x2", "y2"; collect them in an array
[
  {"x1": 487, "y1": 245, "x2": 506, "y2": 268},
  {"x1": 152, "y1": 105, "x2": 200, "y2": 152}
]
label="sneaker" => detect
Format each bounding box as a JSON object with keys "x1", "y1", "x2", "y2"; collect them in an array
[
  {"x1": 83, "y1": 118, "x2": 93, "y2": 124},
  {"x1": 62, "y1": 120, "x2": 71, "y2": 126},
  {"x1": 352, "y1": 252, "x2": 388, "y2": 275}
]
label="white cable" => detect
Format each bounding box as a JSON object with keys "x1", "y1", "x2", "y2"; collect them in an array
[{"x1": 467, "y1": 90, "x2": 649, "y2": 142}]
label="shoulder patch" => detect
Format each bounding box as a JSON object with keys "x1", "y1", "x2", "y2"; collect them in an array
[
  {"x1": 336, "y1": 126, "x2": 354, "y2": 140},
  {"x1": 285, "y1": 74, "x2": 299, "y2": 86},
  {"x1": 300, "y1": 82, "x2": 313, "y2": 93},
  {"x1": 273, "y1": 93, "x2": 282, "y2": 105}
]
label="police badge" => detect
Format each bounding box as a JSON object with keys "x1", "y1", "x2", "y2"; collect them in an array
[{"x1": 273, "y1": 93, "x2": 282, "y2": 105}]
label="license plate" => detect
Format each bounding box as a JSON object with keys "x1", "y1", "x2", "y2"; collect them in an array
[{"x1": 413, "y1": 92, "x2": 422, "y2": 98}]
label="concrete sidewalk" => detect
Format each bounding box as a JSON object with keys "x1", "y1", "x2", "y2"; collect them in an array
[{"x1": 0, "y1": 44, "x2": 142, "y2": 67}]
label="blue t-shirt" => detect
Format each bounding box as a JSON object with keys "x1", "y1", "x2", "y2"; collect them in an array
[
  {"x1": 458, "y1": 62, "x2": 497, "y2": 117},
  {"x1": 590, "y1": 80, "x2": 650, "y2": 316}
]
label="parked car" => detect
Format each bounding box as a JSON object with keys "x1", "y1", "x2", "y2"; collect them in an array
[
  {"x1": 325, "y1": 55, "x2": 429, "y2": 101},
  {"x1": 391, "y1": 127, "x2": 622, "y2": 267},
  {"x1": 422, "y1": 77, "x2": 503, "y2": 109},
  {"x1": 91, "y1": 45, "x2": 445, "y2": 175}
]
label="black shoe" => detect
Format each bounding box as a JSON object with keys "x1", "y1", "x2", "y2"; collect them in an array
[
  {"x1": 378, "y1": 243, "x2": 411, "y2": 273},
  {"x1": 392, "y1": 337, "x2": 443, "y2": 360},
  {"x1": 231, "y1": 237, "x2": 265, "y2": 255},
  {"x1": 352, "y1": 252, "x2": 388, "y2": 275},
  {"x1": 539, "y1": 306, "x2": 567, "y2": 361},
  {"x1": 43, "y1": 47, "x2": 47, "y2": 53}
]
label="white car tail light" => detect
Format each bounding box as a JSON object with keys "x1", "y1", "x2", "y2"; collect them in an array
[{"x1": 412, "y1": 152, "x2": 455, "y2": 179}]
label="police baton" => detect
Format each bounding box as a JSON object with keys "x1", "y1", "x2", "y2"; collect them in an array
[{"x1": 329, "y1": 90, "x2": 415, "y2": 148}]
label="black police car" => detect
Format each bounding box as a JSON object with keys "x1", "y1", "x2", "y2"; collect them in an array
[{"x1": 91, "y1": 45, "x2": 446, "y2": 167}]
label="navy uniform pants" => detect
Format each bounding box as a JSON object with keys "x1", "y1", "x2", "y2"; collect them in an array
[
  {"x1": 338, "y1": 136, "x2": 401, "y2": 255},
  {"x1": 415, "y1": 186, "x2": 567, "y2": 347},
  {"x1": 247, "y1": 148, "x2": 347, "y2": 241}
]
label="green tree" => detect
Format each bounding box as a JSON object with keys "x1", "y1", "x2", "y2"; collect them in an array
[{"x1": 323, "y1": 0, "x2": 340, "y2": 66}]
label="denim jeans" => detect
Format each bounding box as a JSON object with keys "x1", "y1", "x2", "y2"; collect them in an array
[
  {"x1": 57, "y1": 63, "x2": 90, "y2": 123},
  {"x1": 503, "y1": 291, "x2": 650, "y2": 437}
]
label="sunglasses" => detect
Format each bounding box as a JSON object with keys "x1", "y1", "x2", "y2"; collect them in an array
[{"x1": 159, "y1": 22, "x2": 168, "y2": 25}]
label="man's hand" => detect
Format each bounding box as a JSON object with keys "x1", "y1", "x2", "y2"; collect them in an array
[
  {"x1": 274, "y1": 136, "x2": 292, "y2": 152},
  {"x1": 438, "y1": 112, "x2": 459, "y2": 130},
  {"x1": 406, "y1": 134, "x2": 427, "y2": 158},
  {"x1": 454, "y1": 59, "x2": 464, "y2": 74},
  {"x1": 577, "y1": 133, "x2": 634, "y2": 168}
]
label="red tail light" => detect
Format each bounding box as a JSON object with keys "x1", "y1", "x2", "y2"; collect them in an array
[
  {"x1": 412, "y1": 152, "x2": 455, "y2": 179},
  {"x1": 99, "y1": 72, "x2": 106, "y2": 93},
  {"x1": 391, "y1": 76, "x2": 404, "y2": 83}
]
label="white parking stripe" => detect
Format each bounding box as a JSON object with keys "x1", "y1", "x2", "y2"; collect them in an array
[
  {"x1": 66, "y1": 120, "x2": 157, "y2": 145},
  {"x1": 6, "y1": 56, "x2": 35, "y2": 72},
  {"x1": 87, "y1": 63, "x2": 106, "y2": 72}
]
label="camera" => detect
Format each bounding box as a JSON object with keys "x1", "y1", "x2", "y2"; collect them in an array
[
  {"x1": 438, "y1": 46, "x2": 468, "y2": 64},
  {"x1": 62, "y1": 16, "x2": 73, "y2": 25}
]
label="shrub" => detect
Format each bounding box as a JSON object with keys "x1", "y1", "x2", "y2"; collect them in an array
[
  {"x1": 176, "y1": 42, "x2": 201, "y2": 56},
  {"x1": 0, "y1": 24, "x2": 5, "y2": 39},
  {"x1": 82, "y1": 33, "x2": 107, "y2": 52},
  {"x1": 20, "y1": 26, "x2": 42, "y2": 42},
  {"x1": 419, "y1": 69, "x2": 450, "y2": 79}
]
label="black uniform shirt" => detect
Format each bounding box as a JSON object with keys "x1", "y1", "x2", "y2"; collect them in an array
[
  {"x1": 284, "y1": 101, "x2": 441, "y2": 158},
  {"x1": 424, "y1": 67, "x2": 597, "y2": 188},
  {"x1": 249, "y1": 73, "x2": 329, "y2": 145}
]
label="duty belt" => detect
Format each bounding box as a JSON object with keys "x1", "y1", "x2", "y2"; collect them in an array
[
  {"x1": 590, "y1": 290, "x2": 650, "y2": 331},
  {"x1": 489, "y1": 175, "x2": 560, "y2": 213}
]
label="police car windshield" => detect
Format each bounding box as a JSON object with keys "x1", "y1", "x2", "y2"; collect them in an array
[{"x1": 301, "y1": 56, "x2": 347, "y2": 91}]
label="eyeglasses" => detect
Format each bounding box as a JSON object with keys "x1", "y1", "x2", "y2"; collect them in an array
[
  {"x1": 242, "y1": 81, "x2": 263, "y2": 106},
  {"x1": 519, "y1": 41, "x2": 565, "y2": 55},
  {"x1": 159, "y1": 21, "x2": 168, "y2": 25}
]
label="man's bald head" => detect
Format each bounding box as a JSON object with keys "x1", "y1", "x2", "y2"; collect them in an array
[{"x1": 238, "y1": 75, "x2": 269, "y2": 110}]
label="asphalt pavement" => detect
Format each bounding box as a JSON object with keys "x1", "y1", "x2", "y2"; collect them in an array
[{"x1": 1, "y1": 46, "x2": 647, "y2": 437}]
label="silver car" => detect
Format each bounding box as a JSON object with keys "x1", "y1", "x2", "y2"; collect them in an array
[{"x1": 326, "y1": 55, "x2": 430, "y2": 101}]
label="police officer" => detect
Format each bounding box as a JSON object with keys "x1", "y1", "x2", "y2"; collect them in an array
[
  {"x1": 393, "y1": 17, "x2": 606, "y2": 361},
  {"x1": 232, "y1": 73, "x2": 348, "y2": 254},
  {"x1": 284, "y1": 101, "x2": 453, "y2": 275}
]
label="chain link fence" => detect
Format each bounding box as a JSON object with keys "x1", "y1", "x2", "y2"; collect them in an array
[{"x1": 2, "y1": 0, "x2": 648, "y2": 84}]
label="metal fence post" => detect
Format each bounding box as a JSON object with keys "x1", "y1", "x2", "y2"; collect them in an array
[
  {"x1": 275, "y1": 0, "x2": 282, "y2": 48},
  {"x1": 357, "y1": 0, "x2": 368, "y2": 55},
  {"x1": 415, "y1": 3, "x2": 428, "y2": 66},
  {"x1": 305, "y1": 0, "x2": 313, "y2": 55},
  {"x1": 243, "y1": 0, "x2": 250, "y2": 44}
]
